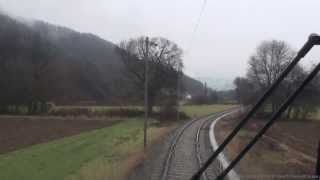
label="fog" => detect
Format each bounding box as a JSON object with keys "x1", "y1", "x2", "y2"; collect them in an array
[{"x1": 1, "y1": 0, "x2": 320, "y2": 82}]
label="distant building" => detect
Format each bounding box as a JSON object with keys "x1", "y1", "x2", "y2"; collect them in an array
[{"x1": 185, "y1": 93, "x2": 192, "y2": 100}]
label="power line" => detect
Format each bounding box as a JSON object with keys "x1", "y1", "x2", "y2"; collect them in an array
[
  {"x1": 186, "y1": 0, "x2": 208, "y2": 53},
  {"x1": 184, "y1": 0, "x2": 208, "y2": 79},
  {"x1": 176, "y1": 0, "x2": 208, "y2": 122}
]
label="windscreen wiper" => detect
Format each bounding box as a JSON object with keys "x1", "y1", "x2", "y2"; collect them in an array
[{"x1": 191, "y1": 34, "x2": 320, "y2": 180}]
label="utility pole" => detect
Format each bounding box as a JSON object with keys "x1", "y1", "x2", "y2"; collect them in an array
[
  {"x1": 176, "y1": 64, "x2": 182, "y2": 121},
  {"x1": 204, "y1": 82, "x2": 207, "y2": 98},
  {"x1": 144, "y1": 37, "x2": 149, "y2": 152}
]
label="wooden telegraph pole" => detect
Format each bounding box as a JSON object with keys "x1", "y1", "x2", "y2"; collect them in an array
[
  {"x1": 177, "y1": 64, "x2": 181, "y2": 122},
  {"x1": 144, "y1": 37, "x2": 149, "y2": 151}
]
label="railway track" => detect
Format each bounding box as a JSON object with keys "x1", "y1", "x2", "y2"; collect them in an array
[{"x1": 158, "y1": 112, "x2": 229, "y2": 180}]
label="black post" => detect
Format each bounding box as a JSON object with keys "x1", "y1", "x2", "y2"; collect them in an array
[
  {"x1": 144, "y1": 37, "x2": 149, "y2": 152},
  {"x1": 317, "y1": 141, "x2": 320, "y2": 179},
  {"x1": 190, "y1": 34, "x2": 320, "y2": 180}
]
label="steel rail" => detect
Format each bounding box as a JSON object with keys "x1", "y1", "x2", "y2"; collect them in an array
[
  {"x1": 160, "y1": 117, "x2": 203, "y2": 180},
  {"x1": 161, "y1": 111, "x2": 230, "y2": 180},
  {"x1": 195, "y1": 115, "x2": 212, "y2": 180}
]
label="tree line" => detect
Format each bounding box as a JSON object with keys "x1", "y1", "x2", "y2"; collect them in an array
[{"x1": 234, "y1": 40, "x2": 320, "y2": 119}]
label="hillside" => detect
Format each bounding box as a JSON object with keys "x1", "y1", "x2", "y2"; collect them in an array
[{"x1": 0, "y1": 12, "x2": 205, "y2": 105}]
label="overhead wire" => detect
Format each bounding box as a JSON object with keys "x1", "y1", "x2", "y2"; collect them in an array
[{"x1": 186, "y1": 0, "x2": 208, "y2": 53}]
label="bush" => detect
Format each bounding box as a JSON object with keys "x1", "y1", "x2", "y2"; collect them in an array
[{"x1": 158, "y1": 100, "x2": 189, "y2": 121}]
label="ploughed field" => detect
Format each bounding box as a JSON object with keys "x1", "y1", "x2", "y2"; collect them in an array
[
  {"x1": 215, "y1": 113, "x2": 320, "y2": 177},
  {"x1": 0, "y1": 117, "x2": 116, "y2": 154}
]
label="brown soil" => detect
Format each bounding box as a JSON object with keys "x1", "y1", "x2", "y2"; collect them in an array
[
  {"x1": 215, "y1": 115, "x2": 320, "y2": 178},
  {"x1": 0, "y1": 116, "x2": 117, "y2": 154}
]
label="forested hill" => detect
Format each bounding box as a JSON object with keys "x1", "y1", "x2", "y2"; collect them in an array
[{"x1": 0, "y1": 13, "x2": 205, "y2": 105}]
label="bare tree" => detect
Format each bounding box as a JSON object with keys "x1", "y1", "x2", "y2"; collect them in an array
[
  {"x1": 247, "y1": 40, "x2": 295, "y2": 87},
  {"x1": 235, "y1": 40, "x2": 320, "y2": 119},
  {"x1": 247, "y1": 40, "x2": 296, "y2": 112},
  {"x1": 117, "y1": 36, "x2": 183, "y2": 113}
]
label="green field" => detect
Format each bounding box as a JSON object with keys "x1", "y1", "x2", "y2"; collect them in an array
[
  {"x1": 181, "y1": 104, "x2": 236, "y2": 118},
  {"x1": 312, "y1": 109, "x2": 320, "y2": 120},
  {"x1": 54, "y1": 104, "x2": 236, "y2": 117},
  {"x1": 0, "y1": 104, "x2": 235, "y2": 180},
  {"x1": 0, "y1": 119, "x2": 152, "y2": 180}
]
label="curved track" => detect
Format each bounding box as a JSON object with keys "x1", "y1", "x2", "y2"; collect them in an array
[{"x1": 159, "y1": 112, "x2": 228, "y2": 180}]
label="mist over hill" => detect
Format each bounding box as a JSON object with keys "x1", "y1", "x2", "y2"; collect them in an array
[
  {"x1": 0, "y1": 12, "x2": 206, "y2": 105},
  {"x1": 197, "y1": 77, "x2": 234, "y2": 91}
]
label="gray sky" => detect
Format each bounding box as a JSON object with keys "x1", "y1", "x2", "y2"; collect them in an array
[{"x1": 1, "y1": 0, "x2": 320, "y2": 80}]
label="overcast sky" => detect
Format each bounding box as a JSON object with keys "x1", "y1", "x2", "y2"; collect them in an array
[{"x1": 1, "y1": 0, "x2": 320, "y2": 80}]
